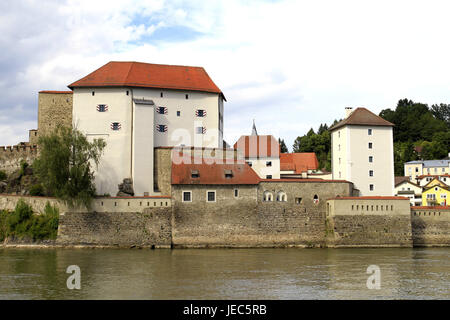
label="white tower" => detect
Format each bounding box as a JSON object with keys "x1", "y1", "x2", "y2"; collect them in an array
[{"x1": 329, "y1": 107, "x2": 395, "y2": 196}]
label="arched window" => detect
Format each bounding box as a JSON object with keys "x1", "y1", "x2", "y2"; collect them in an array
[
  {"x1": 276, "y1": 191, "x2": 287, "y2": 202},
  {"x1": 263, "y1": 191, "x2": 273, "y2": 202},
  {"x1": 313, "y1": 194, "x2": 319, "y2": 204}
]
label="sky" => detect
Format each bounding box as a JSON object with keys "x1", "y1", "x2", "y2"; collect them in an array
[{"x1": 1, "y1": 0, "x2": 450, "y2": 150}]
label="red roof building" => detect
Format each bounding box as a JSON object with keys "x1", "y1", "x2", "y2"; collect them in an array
[
  {"x1": 68, "y1": 61, "x2": 225, "y2": 99},
  {"x1": 233, "y1": 135, "x2": 280, "y2": 159},
  {"x1": 280, "y1": 153, "x2": 319, "y2": 174},
  {"x1": 172, "y1": 160, "x2": 260, "y2": 185}
]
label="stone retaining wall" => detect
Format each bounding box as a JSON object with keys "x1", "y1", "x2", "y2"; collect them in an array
[{"x1": 411, "y1": 207, "x2": 450, "y2": 246}]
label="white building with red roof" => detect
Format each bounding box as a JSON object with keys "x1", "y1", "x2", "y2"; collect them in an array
[
  {"x1": 69, "y1": 61, "x2": 225, "y2": 196},
  {"x1": 329, "y1": 107, "x2": 395, "y2": 196}
]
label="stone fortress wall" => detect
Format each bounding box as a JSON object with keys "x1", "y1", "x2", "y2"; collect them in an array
[{"x1": 0, "y1": 91, "x2": 73, "y2": 175}]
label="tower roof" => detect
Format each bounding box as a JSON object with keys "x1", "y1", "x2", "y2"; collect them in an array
[
  {"x1": 329, "y1": 107, "x2": 394, "y2": 131},
  {"x1": 68, "y1": 61, "x2": 225, "y2": 100},
  {"x1": 251, "y1": 119, "x2": 258, "y2": 136}
]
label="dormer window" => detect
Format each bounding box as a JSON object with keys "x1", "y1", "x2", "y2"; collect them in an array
[
  {"x1": 191, "y1": 170, "x2": 199, "y2": 178},
  {"x1": 157, "y1": 106, "x2": 168, "y2": 114},
  {"x1": 196, "y1": 109, "x2": 206, "y2": 117},
  {"x1": 97, "y1": 104, "x2": 108, "y2": 112},
  {"x1": 225, "y1": 170, "x2": 233, "y2": 178}
]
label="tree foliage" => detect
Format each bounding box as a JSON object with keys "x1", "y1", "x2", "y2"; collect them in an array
[
  {"x1": 379, "y1": 99, "x2": 450, "y2": 175},
  {"x1": 293, "y1": 125, "x2": 331, "y2": 171},
  {"x1": 33, "y1": 126, "x2": 106, "y2": 209},
  {"x1": 278, "y1": 138, "x2": 288, "y2": 153}
]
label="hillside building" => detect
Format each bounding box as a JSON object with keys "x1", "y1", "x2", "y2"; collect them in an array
[{"x1": 405, "y1": 159, "x2": 450, "y2": 182}]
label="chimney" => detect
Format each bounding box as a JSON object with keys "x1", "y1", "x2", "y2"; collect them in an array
[{"x1": 345, "y1": 107, "x2": 353, "y2": 118}]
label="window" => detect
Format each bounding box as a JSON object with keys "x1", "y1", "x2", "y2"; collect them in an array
[
  {"x1": 369, "y1": 156, "x2": 373, "y2": 163},
  {"x1": 196, "y1": 109, "x2": 206, "y2": 117},
  {"x1": 263, "y1": 191, "x2": 273, "y2": 202},
  {"x1": 441, "y1": 194, "x2": 447, "y2": 199},
  {"x1": 126, "y1": 90, "x2": 129, "y2": 96},
  {"x1": 266, "y1": 175, "x2": 272, "y2": 179},
  {"x1": 207, "y1": 191, "x2": 216, "y2": 202},
  {"x1": 111, "y1": 122, "x2": 121, "y2": 130},
  {"x1": 338, "y1": 131, "x2": 340, "y2": 138},
  {"x1": 338, "y1": 144, "x2": 341, "y2": 151},
  {"x1": 313, "y1": 195, "x2": 319, "y2": 204},
  {"x1": 234, "y1": 189, "x2": 239, "y2": 198},
  {"x1": 196, "y1": 127, "x2": 206, "y2": 134},
  {"x1": 177, "y1": 111, "x2": 181, "y2": 117},
  {"x1": 369, "y1": 170, "x2": 373, "y2": 177},
  {"x1": 160, "y1": 92, "x2": 163, "y2": 97},
  {"x1": 185, "y1": 94, "x2": 189, "y2": 99},
  {"x1": 415, "y1": 167, "x2": 419, "y2": 172},
  {"x1": 339, "y1": 172, "x2": 341, "y2": 178},
  {"x1": 225, "y1": 170, "x2": 233, "y2": 178},
  {"x1": 368, "y1": 128, "x2": 372, "y2": 135},
  {"x1": 97, "y1": 104, "x2": 108, "y2": 112},
  {"x1": 266, "y1": 161, "x2": 272, "y2": 167},
  {"x1": 182, "y1": 191, "x2": 192, "y2": 202},
  {"x1": 247, "y1": 161, "x2": 252, "y2": 167},
  {"x1": 157, "y1": 124, "x2": 168, "y2": 133},
  {"x1": 191, "y1": 170, "x2": 199, "y2": 178},
  {"x1": 92, "y1": 91, "x2": 95, "y2": 96},
  {"x1": 157, "y1": 106, "x2": 168, "y2": 114},
  {"x1": 277, "y1": 191, "x2": 287, "y2": 202},
  {"x1": 295, "y1": 197, "x2": 302, "y2": 204},
  {"x1": 369, "y1": 184, "x2": 374, "y2": 191},
  {"x1": 368, "y1": 142, "x2": 373, "y2": 149}
]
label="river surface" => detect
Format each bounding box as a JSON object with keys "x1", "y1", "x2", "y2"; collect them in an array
[{"x1": 0, "y1": 247, "x2": 448, "y2": 299}]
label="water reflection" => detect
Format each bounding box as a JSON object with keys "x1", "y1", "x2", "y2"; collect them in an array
[{"x1": 0, "y1": 248, "x2": 448, "y2": 300}]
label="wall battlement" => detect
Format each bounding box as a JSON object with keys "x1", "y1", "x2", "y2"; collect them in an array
[{"x1": 0, "y1": 145, "x2": 38, "y2": 174}]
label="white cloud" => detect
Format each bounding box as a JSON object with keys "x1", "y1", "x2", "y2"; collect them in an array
[{"x1": 1, "y1": 0, "x2": 450, "y2": 148}]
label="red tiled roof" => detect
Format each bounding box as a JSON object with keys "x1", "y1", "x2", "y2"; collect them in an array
[
  {"x1": 417, "y1": 174, "x2": 450, "y2": 179},
  {"x1": 394, "y1": 176, "x2": 410, "y2": 186},
  {"x1": 280, "y1": 153, "x2": 319, "y2": 174},
  {"x1": 411, "y1": 206, "x2": 450, "y2": 210},
  {"x1": 260, "y1": 179, "x2": 350, "y2": 183},
  {"x1": 171, "y1": 160, "x2": 260, "y2": 185},
  {"x1": 329, "y1": 107, "x2": 394, "y2": 131},
  {"x1": 233, "y1": 135, "x2": 280, "y2": 159},
  {"x1": 68, "y1": 61, "x2": 225, "y2": 99},
  {"x1": 39, "y1": 90, "x2": 73, "y2": 94},
  {"x1": 329, "y1": 196, "x2": 409, "y2": 200}
]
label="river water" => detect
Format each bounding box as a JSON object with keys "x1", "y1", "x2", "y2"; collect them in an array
[{"x1": 0, "y1": 247, "x2": 448, "y2": 300}]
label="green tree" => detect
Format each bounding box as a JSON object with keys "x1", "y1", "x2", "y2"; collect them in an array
[
  {"x1": 278, "y1": 138, "x2": 288, "y2": 153},
  {"x1": 33, "y1": 126, "x2": 106, "y2": 209}
]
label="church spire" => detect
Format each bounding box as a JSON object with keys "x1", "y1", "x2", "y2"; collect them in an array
[{"x1": 251, "y1": 119, "x2": 258, "y2": 136}]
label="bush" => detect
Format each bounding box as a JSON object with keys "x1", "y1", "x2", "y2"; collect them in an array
[
  {"x1": 0, "y1": 170, "x2": 6, "y2": 181},
  {"x1": 29, "y1": 184, "x2": 45, "y2": 196},
  {"x1": 19, "y1": 161, "x2": 29, "y2": 176},
  {"x1": 0, "y1": 200, "x2": 59, "y2": 241}
]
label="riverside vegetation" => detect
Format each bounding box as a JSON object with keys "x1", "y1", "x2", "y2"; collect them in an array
[
  {"x1": 0, "y1": 199, "x2": 59, "y2": 242},
  {"x1": 0, "y1": 127, "x2": 106, "y2": 242}
]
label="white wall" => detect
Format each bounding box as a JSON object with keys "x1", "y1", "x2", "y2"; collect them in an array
[
  {"x1": 246, "y1": 158, "x2": 280, "y2": 179},
  {"x1": 331, "y1": 127, "x2": 349, "y2": 180},
  {"x1": 133, "y1": 88, "x2": 223, "y2": 148},
  {"x1": 348, "y1": 126, "x2": 394, "y2": 196},
  {"x1": 73, "y1": 87, "x2": 223, "y2": 196},
  {"x1": 133, "y1": 101, "x2": 154, "y2": 196},
  {"x1": 73, "y1": 87, "x2": 132, "y2": 197}
]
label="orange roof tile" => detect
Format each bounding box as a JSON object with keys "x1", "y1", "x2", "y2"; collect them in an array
[
  {"x1": 329, "y1": 107, "x2": 394, "y2": 131},
  {"x1": 233, "y1": 135, "x2": 280, "y2": 159},
  {"x1": 171, "y1": 160, "x2": 260, "y2": 185},
  {"x1": 280, "y1": 153, "x2": 319, "y2": 174},
  {"x1": 417, "y1": 174, "x2": 450, "y2": 179},
  {"x1": 328, "y1": 196, "x2": 409, "y2": 200},
  {"x1": 68, "y1": 61, "x2": 225, "y2": 99}
]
